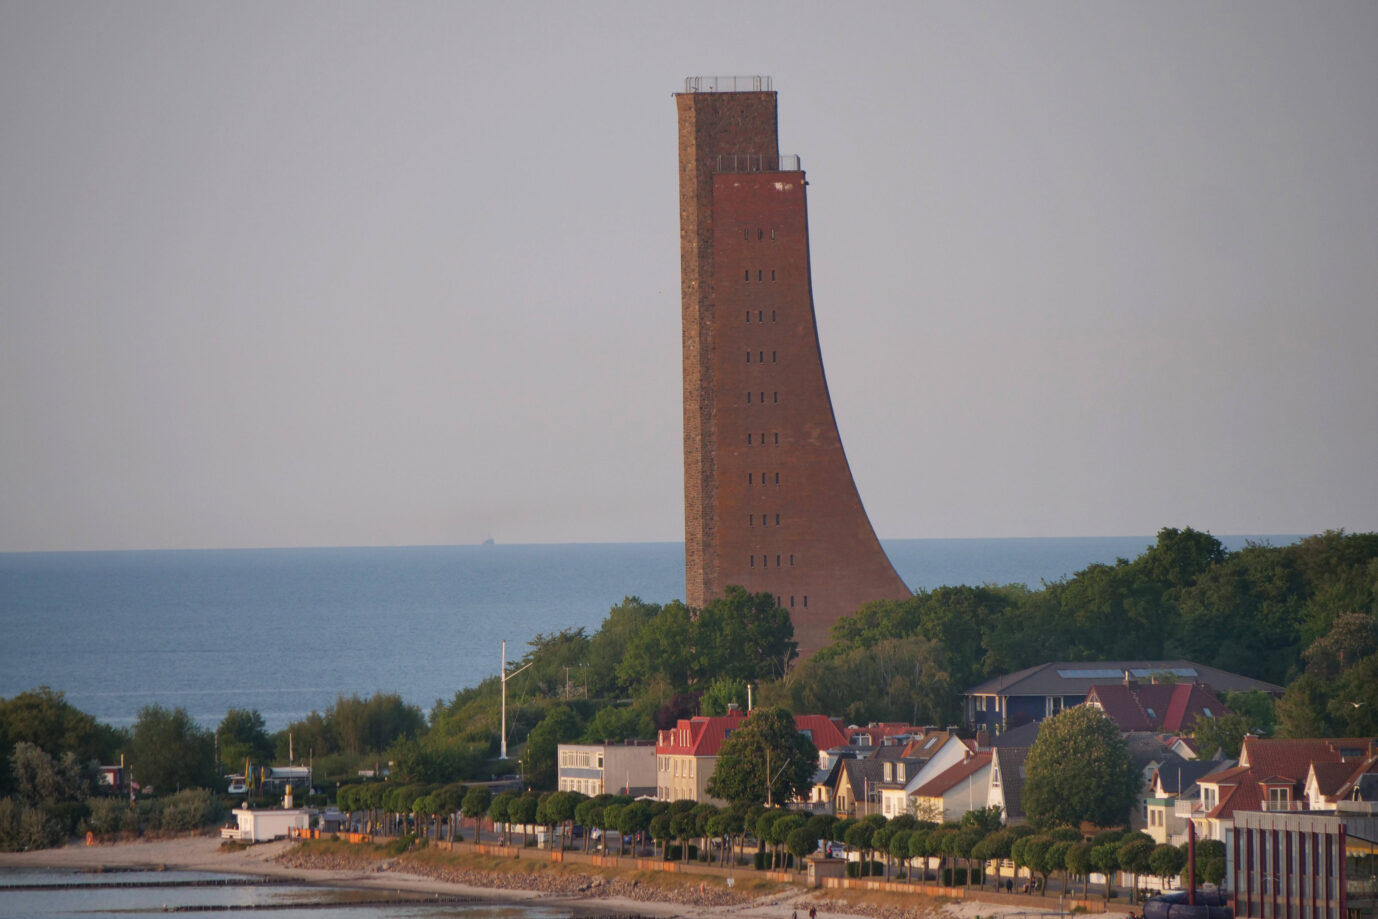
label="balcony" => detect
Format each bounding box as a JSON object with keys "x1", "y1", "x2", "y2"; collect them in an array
[{"x1": 713, "y1": 153, "x2": 801, "y2": 174}]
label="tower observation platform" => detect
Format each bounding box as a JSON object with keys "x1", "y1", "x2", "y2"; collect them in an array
[{"x1": 675, "y1": 76, "x2": 912, "y2": 658}]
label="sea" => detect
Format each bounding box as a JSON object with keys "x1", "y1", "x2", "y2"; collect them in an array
[{"x1": 0, "y1": 536, "x2": 1299, "y2": 733}]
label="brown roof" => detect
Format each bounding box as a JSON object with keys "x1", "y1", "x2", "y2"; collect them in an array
[{"x1": 911, "y1": 752, "x2": 993, "y2": 799}]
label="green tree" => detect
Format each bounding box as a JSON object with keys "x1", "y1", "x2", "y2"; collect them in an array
[
  {"x1": 1190, "y1": 711, "x2": 1255, "y2": 759},
  {"x1": 462, "y1": 785, "x2": 492, "y2": 840},
  {"x1": 10, "y1": 742, "x2": 87, "y2": 806},
  {"x1": 1023, "y1": 707, "x2": 1138, "y2": 828},
  {"x1": 0, "y1": 687, "x2": 121, "y2": 796},
  {"x1": 693, "y1": 586, "x2": 797, "y2": 682},
  {"x1": 127, "y1": 705, "x2": 217, "y2": 792},
  {"x1": 522, "y1": 706, "x2": 582, "y2": 789},
  {"x1": 1149, "y1": 843, "x2": 1186, "y2": 886},
  {"x1": 1089, "y1": 842, "x2": 1120, "y2": 898},
  {"x1": 705, "y1": 707, "x2": 818, "y2": 807},
  {"x1": 216, "y1": 709, "x2": 274, "y2": 772},
  {"x1": 700, "y1": 676, "x2": 749, "y2": 716}
]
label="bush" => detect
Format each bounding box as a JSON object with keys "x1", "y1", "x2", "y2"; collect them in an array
[
  {"x1": 87, "y1": 797, "x2": 131, "y2": 836},
  {"x1": 846, "y1": 860, "x2": 885, "y2": 878},
  {"x1": 160, "y1": 789, "x2": 223, "y2": 831},
  {"x1": 941, "y1": 866, "x2": 980, "y2": 885},
  {"x1": 46, "y1": 801, "x2": 90, "y2": 837},
  {"x1": 0, "y1": 798, "x2": 64, "y2": 851}
]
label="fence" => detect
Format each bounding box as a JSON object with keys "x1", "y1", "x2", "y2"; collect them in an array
[
  {"x1": 713, "y1": 154, "x2": 801, "y2": 174},
  {"x1": 683, "y1": 75, "x2": 772, "y2": 93}
]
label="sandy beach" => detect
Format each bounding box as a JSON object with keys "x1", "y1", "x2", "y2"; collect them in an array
[{"x1": 0, "y1": 835, "x2": 1066, "y2": 919}]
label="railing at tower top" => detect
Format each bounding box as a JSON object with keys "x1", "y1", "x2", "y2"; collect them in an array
[
  {"x1": 713, "y1": 153, "x2": 801, "y2": 173},
  {"x1": 683, "y1": 75, "x2": 773, "y2": 93}
]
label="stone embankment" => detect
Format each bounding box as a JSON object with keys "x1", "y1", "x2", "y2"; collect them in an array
[{"x1": 274, "y1": 847, "x2": 756, "y2": 909}]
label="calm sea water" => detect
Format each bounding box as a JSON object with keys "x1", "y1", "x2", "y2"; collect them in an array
[
  {"x1": 0, "y1": 537, "x2": 1295, "y2": 731},
  {"x1": 0, "y1": 866, "x2": 588, "y2": 918}
]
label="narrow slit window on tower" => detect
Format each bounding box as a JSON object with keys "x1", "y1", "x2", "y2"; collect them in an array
[
  {"x1": 746, "y1": 351, "x2": 751, "y2": 363},
  {"x1": 745, "y1": 269, "x2": 750, "y2": 281},
  {"x1": 760, "y1": 392, "x2": 765, "y2": 403},
  {"x1": 775, "y1": 513, "x2": 780, "y2": 525},
  {"x1": 773, "y1": 391, "x2": 778, "y2": 403},
  {"x1": 771, "y1": 228, "x2": 776, "y2": 240},
  {"x1": 774, "y1": 472, "x2": 780, "y2": 484},
  {"x1": 749, "y1": 514, "x2": 754, "y2": 526},
  {"x1": 761, "y1": 471, "x2": 767, "y2": 485},
  {"x1": 776, "y1": 554, "x2": 781, "y2": 566},
  {"x1": 748, "y1": 473, "x2": 753, "y2": 484},
  {"x1": 757, "y1": 269, "x2": 763, "y2": 281},
  {"x1": 771, "y1": 270, "x2": 776, "y2": 281},
  {"x1": 747, "y1": 392, "x2": 752, "y2": 403},
  {"x1": 789, "y1": 554, "x2": 794, "y2": 566},
  {"x1": 750, "y1": 555, "x2": 755, "y2": 568},
  {"x1": 758, "y1": 310, "x2": 763, "y2": 322},
  {"x1": 746, "y1": 311, "x2": 751, "y2": 323},
  {"x1": 744, "y1": 228, "x2": 749, "y2": 240},
  {"x1": 772, "y1": 351, "x2": 777, "y2": 362},
  {"x1": 760, "y1": 431, "x2": 765, "y2": 444},
  {"x1": 790, "y1": 595, "x2": 795, "y2": 608},
  {"x1": 803, "y1": 596, "x2": 808, "y2": 607},
  {"x1": 773, "y1": 433, "x2": 779, "y2": 445},
  {"x1": 759, "y1": 351, "x2": 764, "y2": 362},
  {"x1": 747, "y1": 433, "x2": 752, "y2": 444},
  {"x1": 771, "y1": 310, "x2": 776, "y2": 322},
  {"x1": 758, "y1": 228, "x2": 763, "y2": 240}
]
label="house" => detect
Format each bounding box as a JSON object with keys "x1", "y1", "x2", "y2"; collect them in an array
[
  {"x1": 987, "y1": 746, "x2": 1029, "y2": 825},
  {"x1": 1144, "y1": 758, "x2": 1233, "y2": 845},
  {"x1": 557, "y1": 740, "x2": 656, "y2": 798},
  {"x1": 655, "y1": 708, "x2": 847, "y2": 804},
  {"x1": 963, "y1": 660, "x2": 1283, "y2": 733},
  {"x1": 1083, "y1": 679, "x2": 1229, "y2": 734},
  {"x1": 909, "y1": 751, "x2": 993, "y2": 823},
  {"x1": 833, "y1": 756, "x2": 888, "y2": 817},
  {"x1": 1304, "y1": 754, "x2": 1378, "y2": 811},
  {"x1": 220, "y1": 784, "x2": 310, "y2": 842},
  {"x1": 656, "y1": 709, "x2": 746, "y2": 804},
  {"x1": 1195, "y1": 737, "x2": 1378, "y2": 840}
]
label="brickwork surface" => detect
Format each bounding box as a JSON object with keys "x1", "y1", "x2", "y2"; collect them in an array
[{"x1": 676, "y1": 89, "x2": 910, "y2": 655}]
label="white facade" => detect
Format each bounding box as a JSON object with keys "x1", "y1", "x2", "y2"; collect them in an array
[
  {"x1": 558, "y1": 741, "x2": 656, "y2": 797},
  {"x1": 221, "y1": 807, "x2": 310, "y2": 842}
]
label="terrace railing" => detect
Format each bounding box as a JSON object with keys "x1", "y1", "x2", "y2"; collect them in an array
[{"x1": 683, "y1": 75, "x2": 772, "y2": 93}]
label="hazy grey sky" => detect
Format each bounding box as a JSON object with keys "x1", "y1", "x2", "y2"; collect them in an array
[{"x1": 2, "y1": 2, "x2": 1375, "y2": 552}]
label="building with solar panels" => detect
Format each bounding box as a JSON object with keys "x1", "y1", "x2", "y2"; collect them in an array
[{"x1": 964, "y1": 660, "x2": 1284, "y2": 734}]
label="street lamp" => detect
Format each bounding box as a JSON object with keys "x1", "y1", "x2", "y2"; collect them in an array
[{"x1": 500, "y1": 639, "x2": 533, "y2": 762}]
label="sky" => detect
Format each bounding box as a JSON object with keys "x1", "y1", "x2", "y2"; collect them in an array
[{"x1": 2, "y1": 2, "x2": 1375, "y2": 553}]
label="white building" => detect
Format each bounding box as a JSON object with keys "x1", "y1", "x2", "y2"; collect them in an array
[
  {"x1": 221, "y1": 806, "x2": 310, "y2": 842},
  {"x1": 558, "y1": 740, "x2": 656, "y2": 798}
]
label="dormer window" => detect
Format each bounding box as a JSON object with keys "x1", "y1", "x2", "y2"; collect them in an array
[{"x1": 884, "y1": 763, "x2": 893, "y2": 782}]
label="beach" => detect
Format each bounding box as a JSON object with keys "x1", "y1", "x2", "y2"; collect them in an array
[{"x1": 0, "y1": 835, "x2": 1067, "y2": 919}]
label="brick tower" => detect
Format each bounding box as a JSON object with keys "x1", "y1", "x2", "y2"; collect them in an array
[{"x1": 676, "y1": 76, "x2": 911, "y2": 657}]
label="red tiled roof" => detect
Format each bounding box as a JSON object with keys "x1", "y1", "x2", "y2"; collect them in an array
[
  {"x1": 1199, "y1": 738, "x2": 1378, "y2": 820},
  {"x1": 656, "y1": 711, "x2": 747, "y2": 757},
  {"x1": 1085, "y1": 682, "x2": 1228, "y2": 733},
  {"x1": 796, "y1": 715, "x2": 849, "y2": 751},
  {"x1": 911, "y1": 751, "x2": 993, "y2": 799}
]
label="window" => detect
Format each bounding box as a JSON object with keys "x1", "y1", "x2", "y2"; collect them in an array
[
  {"x1": 760, "y1": 431, "x2": 765, "y2": 444},
  {"x1": 773, "y1": 391, "x2": 778, "y2": 403},
  {"x1": 790, "y1": 596, "x2": 795, "y2": 607},
  {"x1": 748, "y1": 473, "x2": 753, "y2": 484},
  {"x1": 803, "y1": 595, "x2": 808, "y2": 607},
  {"x1": 772, "y1": 310, "x2": 776, "y2": 322},
  {"x1": 745, "y1": 269, "x2": 750, "y2": 281},
  {"x1": 771, "y1": 270, "x2": 776, "y2": 281},
  {"x1": 775, "y1": 513, "x2": 780, "y2": 525},
  {"x1": 758, "y1": 310, "x2": 763, "y2": 322},
  {"x1": 760, "y1": 351, "x2": 765, "y2": 362},
  {"x1": 757, "y1": 270, "x2": 763, "y2": 281},
  {"x1": 749, "y1": 514, "x2": 754, "y2": 526},
  {"x1": 772, "y1": 351, "x2": 777, "y2": 362},
  {"x1": 746, "y1": 351, "x2": 751, "y2": 363},
  {"x1": 775, "y1": 554, "x2": 781, "y2": 566},
  {"x1": 789, "y1": 554, "x2": 794, "y2": 566},
  {"x1": 773, "y1": 433, "x2": 779, "y2": 445},
  {"x1": 771, "y1": 229, "x2": 776, "y2": 240},
  {"x1": 758, "y1": 228, "x2": 763, "y2": 240},
  {"x1": 747, "y1": 392, "x2": 752, "y2": 403},
  {"x1": 744, "y1": 228, "x2": 750, "y2": 240},
  {"x1": 761, "y1": 392, "x2": 765, "y2": 403},
  {"x1": 747, "y1": 433, "x2": 752, "y2": 444},
  {"x1": 750, "y1": 555, "x2": 755, "y2": 568},
  {"x1": 746, "y1": 311, "x2": 751, "y2": 323},
  {"x1": 774, "y1": 472, "x2": 779, "y2": 484}
]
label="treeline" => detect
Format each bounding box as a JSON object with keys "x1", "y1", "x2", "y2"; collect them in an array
[{"x1": 4, "y1": 527, "x2": 1376, "y2": 837}]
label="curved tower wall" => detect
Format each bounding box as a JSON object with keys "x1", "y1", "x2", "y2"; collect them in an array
[{"x1": 676, "y1": 81, "x2": 911, "y2": 656}]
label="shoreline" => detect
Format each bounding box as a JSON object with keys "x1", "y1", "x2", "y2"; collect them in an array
[{"x1": 0, "y1": 834, "x2": 1066, "y2": 919}]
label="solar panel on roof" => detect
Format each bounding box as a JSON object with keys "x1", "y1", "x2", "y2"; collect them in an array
[
  {"x1": 1056, "y1": 669, "x2": 1126, "y2": 679},
  {"x1": 1055, "y1": 667, "x2": 1200, "y2": 679}
]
